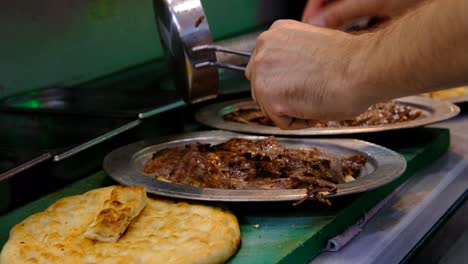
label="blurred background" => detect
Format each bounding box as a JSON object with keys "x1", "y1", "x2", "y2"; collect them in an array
[{"x1": 0, "y1": 0, "x2": 307, "y2": 98}]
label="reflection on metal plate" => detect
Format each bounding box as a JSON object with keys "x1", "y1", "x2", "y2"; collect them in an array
[
  {"x1": 195, "y1": 96, "x2": 460, "y2": 136},
  {"x1": 103, "y1": 131, "x2": 406, "y2": 202}
]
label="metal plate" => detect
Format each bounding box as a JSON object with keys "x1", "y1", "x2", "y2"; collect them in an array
[
  {"x1": 195, "y1": 96, "x2": 460, "y2": 136},
  {"x1": 103, "y1": 131, "x2": 406, "y2": 202},
  {"x1": 447, "y1": 95, "x2": 468, "y2": 104}
]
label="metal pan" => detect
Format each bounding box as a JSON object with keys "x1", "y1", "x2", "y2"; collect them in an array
[
  {"x1": 153, "y1": 0, "x2": 254, "y2": 104},
  {"x1": 195, "y1": 96, "x2": 460, "y2": 136},
  {"x1": 154, "y1": 0, "x2": 218, "y2": 104},
  {"x1": 103, "y1": 131, "x2": 406, "y2": 202}
]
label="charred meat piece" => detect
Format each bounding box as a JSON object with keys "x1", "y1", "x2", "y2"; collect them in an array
[
  {"x1": 142, "y1": 144, "x2": 232, "y2": 189},
  {"x1": 214, "y1": 136, "x2": 284, "y2": 160},
  {"x1": 290, "y1": 174, "x2": 338, "y2": 206},
  {"x1": 341, "y1": 102, "x2": 422, "y2": 126},
  {"x1": 339, "y1": 154, "x2": 368, "y2": 178},
  {"x1": 224, "y1": 101, "x2": 422, "y2": 127},
  {"x1": 142, "y1": 137, "x2": 368, "y2": 205},
  {"x1": 223, "y1": 108, "x2": 274, "y2": 126}
]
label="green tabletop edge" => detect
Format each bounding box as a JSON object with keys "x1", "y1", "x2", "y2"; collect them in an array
[{"x1": 0, "y1": 128, "x2": 451, "y2": 264}]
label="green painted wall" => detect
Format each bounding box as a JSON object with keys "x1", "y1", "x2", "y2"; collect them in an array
[{"x1": 0, "y1": 0, "x2": 275, "y2": 98}]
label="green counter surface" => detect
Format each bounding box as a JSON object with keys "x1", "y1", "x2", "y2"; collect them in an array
[{"x1": 0, "y1": 128, "x2": 450, "y2": 263}]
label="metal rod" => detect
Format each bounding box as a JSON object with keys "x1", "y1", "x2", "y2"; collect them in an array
[
  {"x1": 53, "y1": 120, "x2": 141, "y2": 162},
  {"x1": 195, "y1": 61, "x2": 246, "y2": 72},
  {"x1": 0, "y1": 153, "x2": 52, "y2": 182},
  {"x1": 192, "y1": 45, "x2": 251, "y2": 57}
]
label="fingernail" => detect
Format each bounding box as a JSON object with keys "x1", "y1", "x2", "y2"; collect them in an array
[{"x1": 308, "y1": 14, "x2": 326, "y2": 27}]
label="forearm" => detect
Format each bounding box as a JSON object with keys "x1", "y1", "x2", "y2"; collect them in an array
[{"x1": 355, "y1": 0, "x2": 468, "y2": 102}]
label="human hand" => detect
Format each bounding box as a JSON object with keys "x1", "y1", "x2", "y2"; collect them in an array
[
  {"x1": 302, "y1": 0, "x2": 425, "y2": 29},
  {"x1": 245, "y1": 20, "x2": 374, "y2": 130}
]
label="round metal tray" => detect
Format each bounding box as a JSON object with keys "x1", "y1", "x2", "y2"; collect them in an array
[
  {"x1": 103, "y1": 131, "x2": 406, "y2": 202},
  {"x1": 195, "y1": 96, "x2": 460, "y2": 136}
]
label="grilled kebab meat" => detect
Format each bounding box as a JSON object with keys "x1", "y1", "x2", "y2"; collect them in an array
[
  {"x1": 142, "y1": 137, "x2": 367, "y2": 205},
  {"x1": 224, "y1": 101, "x2": 422, "y2": 127}
]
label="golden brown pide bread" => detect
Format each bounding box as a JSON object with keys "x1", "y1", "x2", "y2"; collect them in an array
[{"x1": 0, "y1": 186, "x2": 241, "y2": 264}]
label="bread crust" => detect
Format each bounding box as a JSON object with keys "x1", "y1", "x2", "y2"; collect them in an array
[
  {"x1": 84, "y1": 186, "x2": 147, "y2": 243},
  {"x1": 0, "y1": 186, "x2": 241, "y2": 264}
]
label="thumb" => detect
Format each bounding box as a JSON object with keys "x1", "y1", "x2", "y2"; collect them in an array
[
  {"x1": 309, "y1": 0, "x2": 380, "y2": 29},
  {"x1": 272, "y1": 115, "x2": 321, "y2": 130}
]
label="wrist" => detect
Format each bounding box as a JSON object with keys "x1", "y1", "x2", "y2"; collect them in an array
[
  {"x1": 347, "y1": 24, "x2": 423, "y2": 104},
  {"x1": 345, "y1": 32, "x2": 388, "y2": 108}
]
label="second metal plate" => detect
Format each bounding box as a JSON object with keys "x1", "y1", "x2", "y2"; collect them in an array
[
  {"x1": 195, "y1": 96, "x2": 460, "y2": 136},
  {"x1": 103, "y1": 131, "x2": 406, "y2": 202}
]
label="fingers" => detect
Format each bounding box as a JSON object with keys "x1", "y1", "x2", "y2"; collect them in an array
[
  {"x1": 268, "y1": 114, "x2": 319, "y2": 130},
  {"x1": 245, "y1": 20, "x2": 327, "y2": 130},
  {"x1": 246, "y1": 48, "x2": 257, "y2": 102},
  {"x1": 247, "y1": 33, "x2": 270, "y2": 121},
  {"x1": 302, "y1": 0, "x2": 329, "y2": 24},
  {"x1": 287, "y1": 118, "x2": 320, "y2": 130},
  {"x1": 247, "y1": 42, "x2": 277, "y2": 126},
  {"x1": 306, "y1": 0, "x2": 380, "y2": 29},
  {"x1": 245, "y1": 49, "x2": 254, "y2": 81},
  {"x1": 260, "y1": 99, "x2": 320, "y2": 130},
  {"x1": 249, "y1": 50, "x2": 271, "y2": 126},
  {"x1": 248, "y1": 29, "x2": 270, "y2": 103},
  {"x1": 322, "y1": 0, "x2": 371, "y2": 28},
  {"x1": 252, "y1": 70, "x2": 271, "y2": 123}
]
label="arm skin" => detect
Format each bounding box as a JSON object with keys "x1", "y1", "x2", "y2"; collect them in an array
[
  {"x1": 245, "y1": 0, "x2": 468, "y2": 130},
  {"x1": 357, "y1": 0, "x2": 468, "y2": 103}
]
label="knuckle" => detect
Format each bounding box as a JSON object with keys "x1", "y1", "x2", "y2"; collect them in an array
[
  {"x1": 270, "y1": 20, "x2": 285, "y2": 29},
  {"x1": 255, "y1": 32, "x2": 269, "y2": 48},
  {"x1": 244, "y1": 68, "x2": 251, "y2": 80},
  {"x1": 270, "y1": 19, "x2": 293, "y2": 29},
  {"x1": 253, "y1": 55, "x2": 263, "y2": 66},
  {"x1": 253, "y1": 50, "x2": 268, "y2": 68}
]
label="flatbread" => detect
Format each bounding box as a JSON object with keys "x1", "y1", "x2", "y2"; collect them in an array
[
  {"x1": 84, "y1": 186, "x2": 147, "y2": 243},
  {"x1": 422, "y1": 86, "x2": 468, "y2": 100},
  {"x1": 0, "y1": 186, "x2": 241, "y2": 264}
]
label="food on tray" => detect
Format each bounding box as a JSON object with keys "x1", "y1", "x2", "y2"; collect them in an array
[
  {"x1": 223, "y1": 101, "x2": 422, "y2": 127},
  {"x1": 0, "y1": 186, "x2": 241, "y2": 264},
  {"x1": 421, "y1": 86, "x2": 468, "y2": 100},
  {"x1": 143, "y1": 137, "x2": 368, "y2": 205}
]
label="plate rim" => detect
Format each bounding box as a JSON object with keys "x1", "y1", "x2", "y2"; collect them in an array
[
  {"x1": 103, "y1": 130, "x2": 407, "y2": 202},
  {"x1": 195, "y1": 96, "x2": 460, "y2": 136},
  {"x1": 446, "y1": 94, "x2": 468, "y2": 104}
]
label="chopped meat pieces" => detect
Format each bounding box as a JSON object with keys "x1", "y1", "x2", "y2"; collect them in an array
[
  {"x1": 224, "y1": 101, "x2": 422, "y2": 127},
  {"x1": 142, "y1": 144, "x2": 232, "y2": 189},
  {"x1": 142, "y1": 137, "x2": 368, "y2": 205}
]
